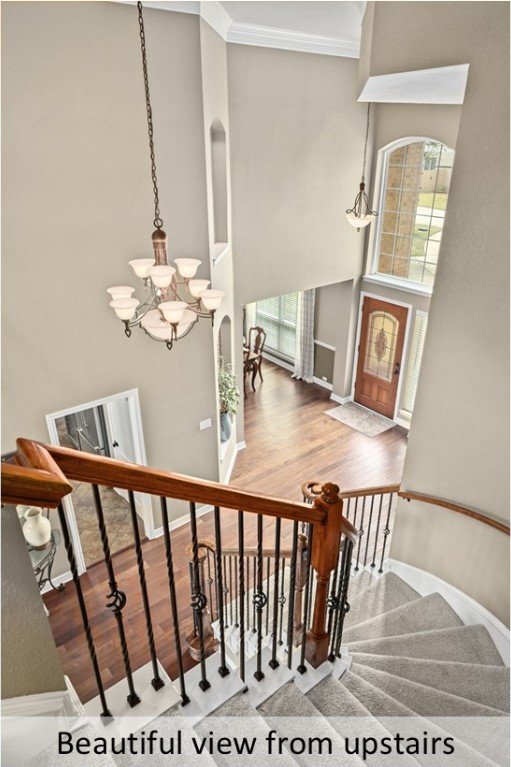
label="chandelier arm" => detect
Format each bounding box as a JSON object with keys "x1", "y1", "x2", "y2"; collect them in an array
[{"x1": 137, "y1": 1, "x2": 163, "y2": 230}]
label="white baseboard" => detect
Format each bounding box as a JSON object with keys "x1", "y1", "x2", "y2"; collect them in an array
[
  {"x1": 153, "y1": 503, "x2": 214, "y2": 538},
  {"x1": 313, "y1": 376, "x2": 333, "y2": 391},
  {"x1": 41, "y1": 570, "x2": 73, "y2": 595},
  {"x1": 236, "y1": 441, "x2": 246, "y2": 451},
  {"x1": 330, "y1": 393, "x2": 352, "y2": 405},
  {"x1": 386, "y1": 558, "x2": 510, "y2": 665},
  {"x1": 223, "y1": 442, "x2": 239, "y2": 485},
  {"x1": 1, "y1": 676, "x2": 83, "y2": 718},
  {"x1": 262, "y1": 351, "x2": 294, "y2": 373}
]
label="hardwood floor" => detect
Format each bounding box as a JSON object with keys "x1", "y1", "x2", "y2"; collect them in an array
[{"x1": 44, "y1": 362, "x2": 407, "y2": 703}]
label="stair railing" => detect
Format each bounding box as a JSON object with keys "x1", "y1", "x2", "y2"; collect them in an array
[{"x1": 2, "y1": 438, "x2": 357, "y2": 718}]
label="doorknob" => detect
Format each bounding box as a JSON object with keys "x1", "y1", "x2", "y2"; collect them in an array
[
  {"x1": 112, "y1": 440, "x2": 119, "y2": 448},
  {"x1": 393, "y1": 362, "x2": 401, "y2": 375}
]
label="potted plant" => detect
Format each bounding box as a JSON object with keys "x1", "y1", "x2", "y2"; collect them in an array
[{"x1": 218, "y1": 357, "x2": 240, "y2": 443}]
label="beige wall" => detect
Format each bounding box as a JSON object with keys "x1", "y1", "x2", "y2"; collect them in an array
[
  {"x1": 227, "y1": 44, "x2": 368, "y2": 306},
  {"x1": 361, "y1": 2, "x2": 510, "y2": 622},
  {"x1": 2, "y1": 4, "x2": 219, "y2": 532},
  {"x1": 2, "y1": 508, "x2": 65, "y2": 699}
]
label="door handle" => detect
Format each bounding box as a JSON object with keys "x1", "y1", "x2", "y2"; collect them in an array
[
  {"x1": 112, "y1": 440, "x2": 119, "y2": 448},
  {"x1": 393, "y1": 362, "x2": 401, "y2": 375}
]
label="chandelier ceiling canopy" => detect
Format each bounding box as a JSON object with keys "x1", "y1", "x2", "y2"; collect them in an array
[{"x1": 107, "y1": 2, "x2": 224, "y2": 351}]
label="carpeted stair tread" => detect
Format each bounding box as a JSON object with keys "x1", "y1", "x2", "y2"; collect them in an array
[
  {"x1": 346, "y1": 570, "x2": 377, "y2": 600},
  {"x1": 345, "y1": 573, "x2": 421, "y2": 627},
  {"x1": 351, "y1": 664, "x2": 504, "y2": 717},
  {"x1": 343, "y1": 592, "x2": 463, "y2": 643},
  {"x1": 259, "y1": 681, "x2": 365, "y2": 767},
  {"x1": 352, "y1": 652, "x2": 510, "y2": 712},
  {"x1": 347, "y1": 624, "x2": 505, "y2": 665}
]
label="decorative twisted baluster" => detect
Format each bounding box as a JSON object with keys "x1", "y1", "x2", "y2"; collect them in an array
[
  {"x1": 265, "y1": 556, "x2": 271, "y2": 635},
  {"x1": 253, "y1": 514, "x2": 267, "y2": 681},
  {"x1": 371, "y1": 494, "x2": 385, "y2": 568},
  {"x1": 57, "y1": 503, "x2": 111, "y2": 720},
  {"x1": 269, "y1": 518, "x2": 281, "y2": 669},
  {"x1": 246, "y1": 555, "x2": 251, "y2": 630},
  {"x1": 278, "y1": 555, "x2": 286, "y2": 646},
  {"x1": 297, "y1": 524, "x2": 314, "y2": 674},
  {"x1": 206, "y1": 549, "x2": 214, "y2": 622},
  {"x1": 160, "y1": 498, "x2": 189, "y2": 705},
  {"x1": 238, "y1": 511, "x2": 246, "y2": 683},
  {"x1": 333, "y1": 538, "x2": 354, "y2": 659},
  {"x1": 91, "y1": 484, "x2": 140, "y2": 707},
  {"x1": 189, "y1": 501, "x2": 211, "y2": 691},
  {"x1": 128, "y1": 490, "x2": 163, "y2": 691},
  {"x1": 363, "y1": 495, "x2": 376, "y2": 567},
  {"x1": 213, "y1": 505, "x2": 229, "y2": 678},
  {"x1": 354, "y1": 496, "x2": 366, "y2": 572},
  {"x1": 286, "y1": 521, "x2": 299, "y2": 669},
  {"x1": 379, "y1": 493, "x2": 393, "y2": 573}
]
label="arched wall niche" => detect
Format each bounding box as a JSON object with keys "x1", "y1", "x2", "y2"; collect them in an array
[
  {"x1": 218, "y1": 314, "x2": 232, "y2": 366},
  {"x1": 210, "y1": 119, "x2": 228, "y2": 246}
]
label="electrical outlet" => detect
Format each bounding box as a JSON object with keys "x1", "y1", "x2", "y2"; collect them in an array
[{"x1": 199, "y1": 418, "x2": 212, "y2": 431}]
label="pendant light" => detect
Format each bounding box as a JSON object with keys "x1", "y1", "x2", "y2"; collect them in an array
[
  {"x1": 107, "y1": 2, "x2": 224, "y2": 350},
  {"x1": 345, "y1": 103, "x2": 378, "y2": 231}
]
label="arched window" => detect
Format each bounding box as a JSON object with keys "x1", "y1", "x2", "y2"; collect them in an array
[{"x1": 371, "y1": 139, "x2": 455, "y2": 289}]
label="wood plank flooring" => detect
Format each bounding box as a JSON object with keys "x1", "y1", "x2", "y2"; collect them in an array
[{"x1": 43, "y1": 362, "x2": 407, "y2": 703}]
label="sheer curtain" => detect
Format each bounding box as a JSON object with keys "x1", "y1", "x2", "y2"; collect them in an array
[{"x1": 292, "y1": 289, "x2": 316, "y2": 383}]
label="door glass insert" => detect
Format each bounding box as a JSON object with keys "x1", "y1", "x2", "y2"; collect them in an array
[{"x1": 364, "y1": 311, "x2": 398, "y2": 382}]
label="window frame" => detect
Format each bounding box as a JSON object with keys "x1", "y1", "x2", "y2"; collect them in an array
[
  {"x1": 366, "y1": 136, "x2": 453, "y2": 296},
  {"x1": 400, "y1": 309, "x2": 429, "y2": 418},
  {"x1": 255, "y1": 292, "x2": 298, "y2": 362}
]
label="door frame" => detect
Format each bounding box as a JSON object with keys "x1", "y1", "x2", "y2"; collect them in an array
[
  {"x1": 45, "y1": 388, "x2": 154, "y2": 575},
  {"x1": 350, "y1": 291, "x2": 413, "y2": 421}
]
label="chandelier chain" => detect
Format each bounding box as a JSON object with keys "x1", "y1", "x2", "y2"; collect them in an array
[
  {"x1": 137, "y1": 1, "x2": 163, "y2": 230},
  {"x1": 361, "y1": 102, "x2": 371, "y2": 182}
]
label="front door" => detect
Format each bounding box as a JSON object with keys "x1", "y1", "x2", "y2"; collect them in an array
[{"x1": 354, "y1": 297, "x2": 408, "y2": 419}]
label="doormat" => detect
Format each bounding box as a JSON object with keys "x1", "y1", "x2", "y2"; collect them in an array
[{"x1": 325, "y1": 402, "x2": 395, "y2": 438}]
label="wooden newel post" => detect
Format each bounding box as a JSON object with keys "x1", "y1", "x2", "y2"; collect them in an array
[{"x1": 305, "y1": 482, "x2": 344, "y2": 668}]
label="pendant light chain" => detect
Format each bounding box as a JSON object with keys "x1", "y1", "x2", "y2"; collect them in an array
[
  {"x1": 137, "y1": 1, "x2": 163, "y2": 230},
  {"x1": 361, "y1": 103, "x2": 371, "y2": 183}
]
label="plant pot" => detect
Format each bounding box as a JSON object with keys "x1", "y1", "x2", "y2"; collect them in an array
[
  {"x1": 220, "y1": 411, "x2": 232, "y2": 443},
  {"x1": 23, "y1": 507, "x2": 51, "y2": 550}
]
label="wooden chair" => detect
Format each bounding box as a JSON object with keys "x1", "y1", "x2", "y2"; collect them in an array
[{"x1": 243, "y1": 326, "x2": 266, "y2": 398}]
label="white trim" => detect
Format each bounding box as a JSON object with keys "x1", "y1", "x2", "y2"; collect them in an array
[
  {"x1": 262, "y1": 350, "x2": 294, "y2": 373},
  {"x1": 153, "y1": 503, "x2": 213, "y2": 538},
  {"x1": 395, "y1": 416, "x2": 411, "y2": 431},
  {"x1": 236, "y1": 441, "x2": 247, "y2": 451},
  {"x1": 200, "y1": 0, "x2": 231, "y2": 39},
  {"x1": 313, "y1": 376, "x2": 333, "y2": 391},
  {"x1": 359, "y1": 64, "x2": 469, "y2": 105},
  {"x1": 350, "y1": 291, "x2": 413, "y2": 421},
  {"x1": 40, "y1": 569, "x2": 73, "y2": 595},
  {"x1": 211, "y1": 241, "x2": 230, "y2": 266},
  {"x1": 1, "y1": 676, "x2": 83, "y2": 719},
  {"x1": 363, "y1": 274, "x2": 433, "y2": 298},
  {"x1": 226, "y1": 22, "x2": 359, "y2": 59},
  {"x1": 222, "y1": 441, "x2": 239, "y2": 485},
  {"x1": 314, "y1": 338, "x2": 336, "y2": 352},
  {"x1": 386, "y1": 559, "x2": 510, "y2": 666},
  {"x1": 330, "y1": 393, "x2": 352, "y2": 405}
]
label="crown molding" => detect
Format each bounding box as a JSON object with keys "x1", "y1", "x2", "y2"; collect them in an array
[
  {"x1": 358, "y1": 64, "x2": 470, "y2": 104},
  {"x1": 226, "y1": 21, "x2": 359, "y2": 58},
  {"x1": 116, "y1": 1, "x2": 360, "y2": 58}
]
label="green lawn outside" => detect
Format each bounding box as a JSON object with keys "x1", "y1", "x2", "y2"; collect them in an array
[
  {"x1": 411, "y1": 224, "x2": 442, "y2": 259},
  {"x1": 418, "y1": 192, "x2": 447, "y2": 210}
]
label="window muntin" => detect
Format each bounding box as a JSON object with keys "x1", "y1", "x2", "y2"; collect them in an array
[
  {"x1": 402, "y1": 311, "x2": 429, "y2": 414},
  {"x1": 255, "y1": 293, "x2": 298, "y2": 360},
  {"x1": 375, "y1": 140, "x2": 454, "y2": 289}
]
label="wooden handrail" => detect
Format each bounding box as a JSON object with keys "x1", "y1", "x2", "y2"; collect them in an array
[
  {"x1": 37, "y1": 441, "x2": 324, "y2": 526},
  {"x1": 1, "y1": 439, "x2": 73, "y2": 508},
  {"x1": 302, "y1": 480, "x2": 401, "y2": 502},
  {"x1": 399, "y1": 490, "x2": 510, "y2": 535}
]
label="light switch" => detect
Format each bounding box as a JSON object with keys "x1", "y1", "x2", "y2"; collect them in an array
[{"x1": 199, "y1": 418, "x2": 212, "y2": 431}]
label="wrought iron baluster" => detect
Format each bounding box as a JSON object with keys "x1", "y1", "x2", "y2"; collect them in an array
[
  {"x1": 278, "y1": 555, "x2": 286, "y2": 646},
  {"x1": 92, "y1": 485, "x2": 140, "y2": 707},
  {"x1": 333, "y1": 538, "x2": 354, "y2": 658},
  {"x1": 189, "y1": 501, "x2": 211, "y2": 691},
  {"x1": 363, "y1": 495, "x2": 375, "y2": 567},
  {"x1": 354, "y1": 497, "x2": 366, "y2": 572},
  {"x1": 57, "y1": 503, "x2": 111, "y2": 720},
  {"x1": 246, "y1": 555, "x2": 251, "y2": 630},
  {"x1": 352, "y1": 497, "x2": 359, "y2": 530},
  {"x1": 345, "y1": 497, "x2": 351, "y2": 522},
  {"x1": 328, "y1": 535, "x2": 351, "y2": 661},
  {"x1": 222, "y1": 554, "x2": 229, "y2": 628},
  {"x1": 229, "y1": 555, "x2": 234, "y2": 627},
  {"x1": 379, "y1": 493, "x2": 393, "y2": 573},
  {"x1": 238, "y1": 511, "x2": 246, "y2": 683},
  {"x1": 326, "y1": 531, "x2": 342, "y2": 638},
  {"x1": 206, "y1": 549, "x2": 214, "y2": 623},
  {"x1": 234, "y1": 555, "x2": 239, "y2": 627},
  {"x1": 286, "y1": 522, "x2": 299, "y2": 669},
  {"x1": 127, "y1": 490, "x2": 164, "y2": 691},
  {"x1": 371, "y1": 494, "x2": 385, "y2": 568},
  {"x1": 265, "y1": 556, "x2": 271, "y2": 635},
  {"x1": 252, "y1": 555, "x2": 257, "y2": 632},
  {"x1": 213, "y1": 505, "x2": 229, "y2": 677},
  {"x1": 269, "y1": 518, "x2": 281, "y2": 669},
  {"x1": 212, "y1": 552, "x2": 219, "y2": 621},
  {"x1": 297, "y1": 524, "x2": 314, "y2": 674},
  {"x1": 253, "y1": 514, "x2": 266, "y2": 681},
  {"x1": 160, "y1": 498, "x2": 189, "y2": 705}
]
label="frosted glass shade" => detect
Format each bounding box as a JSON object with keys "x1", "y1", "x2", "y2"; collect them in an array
[
  {"x1": 200, "y1": 289, "x2": 225, "y2": 311},
  {"x1": 149, "y1": 264, "x2": 175, "y2": 288},
  {"x1": 107, "y1": 286, "x2": 135, "y2": 300},
  {"x1": 129, "y1": 259, "x2": 155, "y2": 278},
  {"x1": 159, "y1": 301, "x2": 187, "y2": 324},
  {"x1": 140, "y1": 309, "x2": 174, "y2": 340},
  {"x1": 174, "y1": 258, "x2": 201, "y2": 279},
  {"x1": 175, "y1": 309, "x2": 197, "y2": 338},
  {"x1": 188, "y1": 279, "x2": 210, "y2": 298},
  {"x1": 109, "y1": 298, "x2": 140, "y2": 320},
  {"x1": 345, "y1": 212, "x2": 375, "y2": 230}
]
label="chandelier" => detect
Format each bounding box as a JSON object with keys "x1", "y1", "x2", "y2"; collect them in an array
[
  {"x1": 345, "y1": 103, "x2": 378, "y2": 231},
  {"x1": 107, "y1": 2, "x2": 224, "y2": 350}
]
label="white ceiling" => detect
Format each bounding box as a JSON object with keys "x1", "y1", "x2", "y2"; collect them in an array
[{"x1": 221, "y1": 2, "x2": 365, "y2": 43}]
